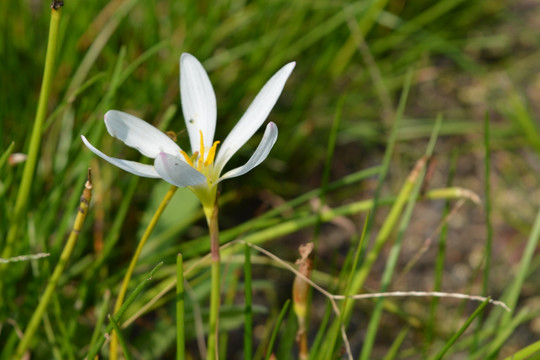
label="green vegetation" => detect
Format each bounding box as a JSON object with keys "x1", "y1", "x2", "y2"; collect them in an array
[{"x1": 2, "y1": 0, "x2": 539, "y2": 359}]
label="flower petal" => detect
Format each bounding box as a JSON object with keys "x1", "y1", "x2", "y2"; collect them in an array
[
  {"x1": 180, "y1": 53, "x2": 217, "y2": 155},
  {"x1": 218, "y1": 122, "x2": 278, "y2": 182},
  {"x1": 105, "y1": 110, "x2": 181, "y2": 158},
  {"x1": 214, "y1": 61, "x2": 295, "y2": 174},
  {"x1": 154, "y1": 152, "x2": 207, "y2": 187},
  {"x1": 81, "y1": 135, "x2": 160, "y2": 178}
]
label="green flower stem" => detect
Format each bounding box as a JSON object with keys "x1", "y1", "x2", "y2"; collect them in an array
[
  {"x1": 15, "y1": 171, "x2": 91, "y2": 359},
  {"x1": 110, "y1": 185, "x2": 177, "y2": 360},
  {"x1": 205, "y1": 201, "x2": 220, "y2": 360},
  {"x1": 1, "y1": 4, "x2": 62, "y2": 268}
]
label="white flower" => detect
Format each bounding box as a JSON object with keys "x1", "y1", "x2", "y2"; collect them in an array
[{"x1": 82, "y1": 53, "x2": 295, "y2": 208}]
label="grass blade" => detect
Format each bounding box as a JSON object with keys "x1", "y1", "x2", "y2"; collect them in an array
[
  {"x1": 427, "y1": 150, "x2": 457, "y2": 343},
  {"x1": 88, "y1": 290, "x2": 111, "y2": 357},
  {"x1": 108, "y1": 315, "x2": 132, "y2": 360},
  {"x1": 177, "y1": 254, "x2": 185, "y2": 360},
  {"x1": 382, "y1": 327, "x2": 409, "y2": 360},
  {"x1": 472, "y1": 111, "x2": 494, "y2": 353},
  {"x1": 503, "y1": 339, "x2": 540, "y2": 360},
  {"x1": 482, "y1": 111, "x2": 493, "y2": 298},
  {"x1": 483, "y1": 309, "x2": 534, "y2": 359},
  {"x1": 500, "y1": 207, "x2": 540, "y2": 324},
  {"x1": 264, "y1": 299, "x2": 291, "y2": 360},
  {"x1": 1, "y1": 2, "x2": 62, "y2": 265},
  {"x1": 0, "y1": 141, "x2": 14, "y2": 173},
  {"x1": 431, "y1": 298, "x2": 491, "y2": 360},
  {"x1": 244, "y1": 244, "x2": 253, "y2": 360}
]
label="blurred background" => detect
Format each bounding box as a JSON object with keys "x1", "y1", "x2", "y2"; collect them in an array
[{"x1": 1, "y1": 0, "x2": 540, "y2": 358}]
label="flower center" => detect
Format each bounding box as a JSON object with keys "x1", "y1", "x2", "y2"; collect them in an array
[{"x1": 180, "y1": 130, "x2": 220, "y2": 175}]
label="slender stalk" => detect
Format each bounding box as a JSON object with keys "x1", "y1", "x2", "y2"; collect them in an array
[
  {"x1": 205, "y1": 200, "x2": 220, "y2": 360},
  {"x1": 15, "y1": 169, "x2": 92, "y2": 359},
  {"x1": 110, "y1": 185, "x2": 177, "y2": 359},
  {"x1": 177, "y1": 253, "x2": 185, "y2": 360},
  {"x1": 1, "y1": 2, "x2": 62, "y2": 267}
]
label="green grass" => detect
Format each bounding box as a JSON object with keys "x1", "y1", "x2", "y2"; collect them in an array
[{"x1": 2, "y1": 0, "x2": 540, "y2": 359}]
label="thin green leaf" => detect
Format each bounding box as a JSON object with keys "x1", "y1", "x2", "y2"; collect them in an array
[
  {"x1": 244, "y1": 244, "x2": 253, "y2": 360},
  {"x1": 108, "y1": 315, "x2": 132, "y2": 360},
  {"x1": 177, "y1": 254, "x2": 185, "y2": 360},
  {"x1": 264, "y1": 300, "x2": 291, "y2": 360},
  {"x1": 431, "y1": 298, "x2": 491, "y2": 360}
]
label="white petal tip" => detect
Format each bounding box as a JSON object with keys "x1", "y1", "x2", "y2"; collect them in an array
[
  {"x1": 181, "y1": 53, "x2": 198, "y2": 64},
  {"x1": 103, "y1": 110, "x2": 119, "y2": 122},
  {"x1": 81, "y1": 135, "x2": 91, "y2": 147},
  {"x1": 281, "y1": 62, "x2": 296, "y2": 76}
]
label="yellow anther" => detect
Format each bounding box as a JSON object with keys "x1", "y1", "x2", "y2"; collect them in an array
[
  {"x1": 205, "y1": 141, "x2": 220, "y2": 166},
  {"x1": 180, "y1": 150, "x2": 193, "y2": 166},
  {"x1": 181, "y1": 131, "x2": 220, "y2": 171},
  {"x1": 198, "y1": 130, "x2": 205, "y2": 170}
]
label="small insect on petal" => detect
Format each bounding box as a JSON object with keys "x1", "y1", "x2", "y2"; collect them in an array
[{"x1": 165, "y1": 131, "x2": 178, "y2": 142}]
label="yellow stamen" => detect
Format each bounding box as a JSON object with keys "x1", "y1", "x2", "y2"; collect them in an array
[
  {"x1": 180, "y1": 150, "x2": 193, "y2": 166},
  {"x1": 198, "y1": 130, "x2": 205, "y2": 170},
  {"x1": 205, "y1": 141, "x2": 220, "y2": 166},
  {"x1": 180, "y1": 131, "x2": 219, "y2": 172}
]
